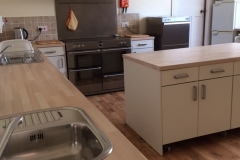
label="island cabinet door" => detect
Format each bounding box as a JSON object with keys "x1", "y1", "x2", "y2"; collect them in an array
[
  {"x1": 198, "y1": 76, "x2": 232, "y2": 136},
  {"x1": 231, "y1": 75, "x2": 240, "y2": 129},
  {"x1": 162, "y1": 81, "x2": 198, "y2": 145}
]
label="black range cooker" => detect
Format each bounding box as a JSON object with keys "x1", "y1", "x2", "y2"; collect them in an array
[
  {"x1": 63, "y1": 38, "x2": 131, "y2": 95},
  {"x1": 55, "y1": 0, "x2": 131, "y2": 95}
]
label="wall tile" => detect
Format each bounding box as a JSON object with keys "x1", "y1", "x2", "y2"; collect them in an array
[
  {"x1": 0, "y1": 14, "x2": 140, "y2": 42},
  {"x1": 117, "y1": 13, "x2": 139, "y2": 36}
]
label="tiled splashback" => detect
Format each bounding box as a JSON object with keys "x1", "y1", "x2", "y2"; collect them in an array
[
  {"x1": 117, "y1": 13, "x2": 139, "y2": 36},
  {"x1": 0, "y1": 13, "x2": 139, "y2": 42},
  {"x1": 0, "y1": 16, "x2": 58, "y2": 42}
]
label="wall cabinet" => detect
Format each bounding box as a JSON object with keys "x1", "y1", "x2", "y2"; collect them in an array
[
  {"x1": 124, "y1": 59, "x2": 236, "y2": 156},
  {"x1": 37, "y1": 46, "x2": 67, "y2": 77},
  {"x1": 131, "y1": 39, "x2": 154, "y2": 53}
]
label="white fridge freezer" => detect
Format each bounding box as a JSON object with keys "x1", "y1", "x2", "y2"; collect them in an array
[
  {"x1": 211, "y1": 31, "x2": 234, "y2": 44},
  {"x1": 211, "y1": 0, "x2": 240, "y2": 45}
]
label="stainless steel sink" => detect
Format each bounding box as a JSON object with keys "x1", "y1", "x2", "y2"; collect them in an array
[{"x1": 0, "y1": 107, "x2": 113, "y2": 160}]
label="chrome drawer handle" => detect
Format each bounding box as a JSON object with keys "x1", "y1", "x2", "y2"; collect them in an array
[
  {"x1": 173, "y1": 74, "x2": 189, "y2": 79},
  {"x1": 137, "y1": 44, "x2": 147, "y2": 46},
  {"x1": 45, "y1": 50, "x2": 56, "y2": 54},
  {"x1": 210, "y1": 69, "x2": 225, "y2": 73}
]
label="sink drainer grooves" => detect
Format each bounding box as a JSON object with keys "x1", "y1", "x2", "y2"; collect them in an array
[{"x1": 30, "y1": 134, "x2": 44, "y2": 141}]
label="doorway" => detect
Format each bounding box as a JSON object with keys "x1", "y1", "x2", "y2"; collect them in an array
[{"x1": 172, "y1": 0, "x2": 206, "y2": 47}]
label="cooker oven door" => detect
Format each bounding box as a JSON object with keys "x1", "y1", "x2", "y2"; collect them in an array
[
  {"x1": 68, "y1": 67, "x2": 102, "y2": 95},
  {"x1": 101, "y1": 47, "x2": 131, "y2": 91},
  {"x1": 67, "y1": 50, "x2": 102, "y2": 95}
]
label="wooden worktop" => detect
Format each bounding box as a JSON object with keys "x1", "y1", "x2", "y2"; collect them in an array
[
  {"x1": 31, "y1": 41, "x2": 65, "y2": 48},
  {"x1": 0, "y1": 56, "x2": 147, "y2": 160},
  {"x1": 123, "y1": 43, "x2": 240, "y2": 71}
]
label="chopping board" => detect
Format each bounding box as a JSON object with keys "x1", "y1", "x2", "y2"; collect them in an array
[
  {"x1": 124, "y1": 34, "x2": 150, "y2": 38},
  {"x1": 36, "y1": 40, "x2": 62, "y2": 45}
]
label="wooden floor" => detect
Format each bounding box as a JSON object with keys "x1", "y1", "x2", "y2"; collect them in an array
[{"x1": 87, "y1": 91, "x2": 240, "y2": 160}]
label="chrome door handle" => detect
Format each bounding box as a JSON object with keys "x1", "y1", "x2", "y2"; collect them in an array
[
  {"x1": 102, "y1": 47, "x2": 131, "y2": 52},
  {"x1": 103, "y1": 73, "x2": 124, "y2": 78},
  {"x1": 193, "y1": 86, "x2": 197, "y2": 101},
  {"x1": 210, "y1": 69, "x2": 225, "y2": 73},
  {"x1": 69, "y1": 67, "x2": 101, "y2": 72},
  {"x1": 201, "y1": 85, "x2": 206, "y2": 100},
  {"x1": 174, "y1": 74, "x2": 189, "y2": 79},
  {"x1": 58, "y1": 58, "x2": 63, "y2": 69}
]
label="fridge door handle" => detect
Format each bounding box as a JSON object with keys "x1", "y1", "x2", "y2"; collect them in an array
[
  {"x1": 213, "y1": 2, "x2": 222, "y2": 6},
  {"x1": 212, "y1": 30, "x2": 219, "y2": 35}
]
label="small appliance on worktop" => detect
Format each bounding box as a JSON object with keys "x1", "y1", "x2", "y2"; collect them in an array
[
  {"x1": 55, "y1": 0, "x2": 131, "y2": 95},
  {"x1": 146, "y1": 16, "x2": 190, "y2": 50}
]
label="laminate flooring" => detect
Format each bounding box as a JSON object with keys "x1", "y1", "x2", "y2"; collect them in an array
[{"x1": 87, "y1": 91, "x2": 240, "y2": 160}]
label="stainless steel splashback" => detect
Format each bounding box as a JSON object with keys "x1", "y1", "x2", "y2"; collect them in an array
[{"x1": 55, "y1": 0, "x2": 117, "y2": 40}]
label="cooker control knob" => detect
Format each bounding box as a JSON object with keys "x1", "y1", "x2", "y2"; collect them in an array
[
  {"x1": 77, "y1": 45, "x2": 81, "y2": 48},
  {"x1": 119, "y1": 41, "x2": 123, "y2": 45},
  {"x1": 123, "y1": 41, "x2": 126, "y2": 44},
  {"x1": 73, "y1": 45, "x2": 78, "y2": 49},
  {"x1": 80, "y1": 44, "x2": 85, "y2": 47},
  {"x1": 98, "y1": 43, "x2": 103, "y2": 47}
]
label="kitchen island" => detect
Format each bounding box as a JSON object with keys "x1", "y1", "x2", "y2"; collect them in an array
[
  {"x1": 123, "y1": 43, "x2": 240, "y2": 156},
  {"x1": 0, "y1": 55, "x2": 147, "y2": 159}
]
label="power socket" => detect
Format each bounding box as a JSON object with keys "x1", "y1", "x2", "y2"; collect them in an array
[
  {"x1": 121, "y1": 22, "x2": 129, "y2": 28},
  {"x1": 38, "y1": 26, "x2": 47, "y2": 32}
]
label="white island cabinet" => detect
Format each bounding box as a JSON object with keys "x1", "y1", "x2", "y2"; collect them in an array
[{"x1": 123, "y1": 43, "x2": 240, "y2": 156}]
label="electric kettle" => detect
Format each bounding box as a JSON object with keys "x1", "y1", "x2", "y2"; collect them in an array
[{"x1": 14, "y1": 27, "x2": 28, "y2": 39}]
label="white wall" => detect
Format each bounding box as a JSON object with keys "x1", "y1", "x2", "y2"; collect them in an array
[
  {"x1": 0, "y1": 0, "x2": 55, "y2": 17},
  {"x1": 0, "y1": 0, "x2": 171, "y2": 33},
  {"x1": 118, "y1": 1, "x2": 172, "y2": 32}
]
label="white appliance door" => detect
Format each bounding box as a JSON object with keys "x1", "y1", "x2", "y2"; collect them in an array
[
  {"x1": 212, "y1": 2, "x2": 235, "y2": 31},
  {"x1": 211, "y1": 31, "x2": 233, "y2": 45}
]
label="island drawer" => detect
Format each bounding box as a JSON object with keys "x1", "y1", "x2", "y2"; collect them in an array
[
  {"x1": 234, "y1": 61, "x2": 240, "y2": 75},
  {"x1": 161, "y1": 67, "x2": 198, "y2": 86},
  {"x1": 131, "y1": 40, "x2": 154, "y2": 49},
  {"x1": 199, "y1": 62, "x2": 233, "y2": 80}
]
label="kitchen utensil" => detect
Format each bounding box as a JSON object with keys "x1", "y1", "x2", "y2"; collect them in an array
[
  {"x1": 14, "y1": 27, "x2": 28, "y2": 39},
  {"x1": 66, "y1": 6, "x2": 78, "y2": 31}
]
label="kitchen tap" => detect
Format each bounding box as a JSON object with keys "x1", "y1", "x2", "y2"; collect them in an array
[
  {"x1": 0, "y1": 115, "x2": 23, "y2": 158},
  {"x1": 0, "y1": 45, "x2": 13, "y2": 54}
]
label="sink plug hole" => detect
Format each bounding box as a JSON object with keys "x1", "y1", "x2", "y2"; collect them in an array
[{"x1": 30, "y1": 134, "x2": 44, "y2": 141}]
